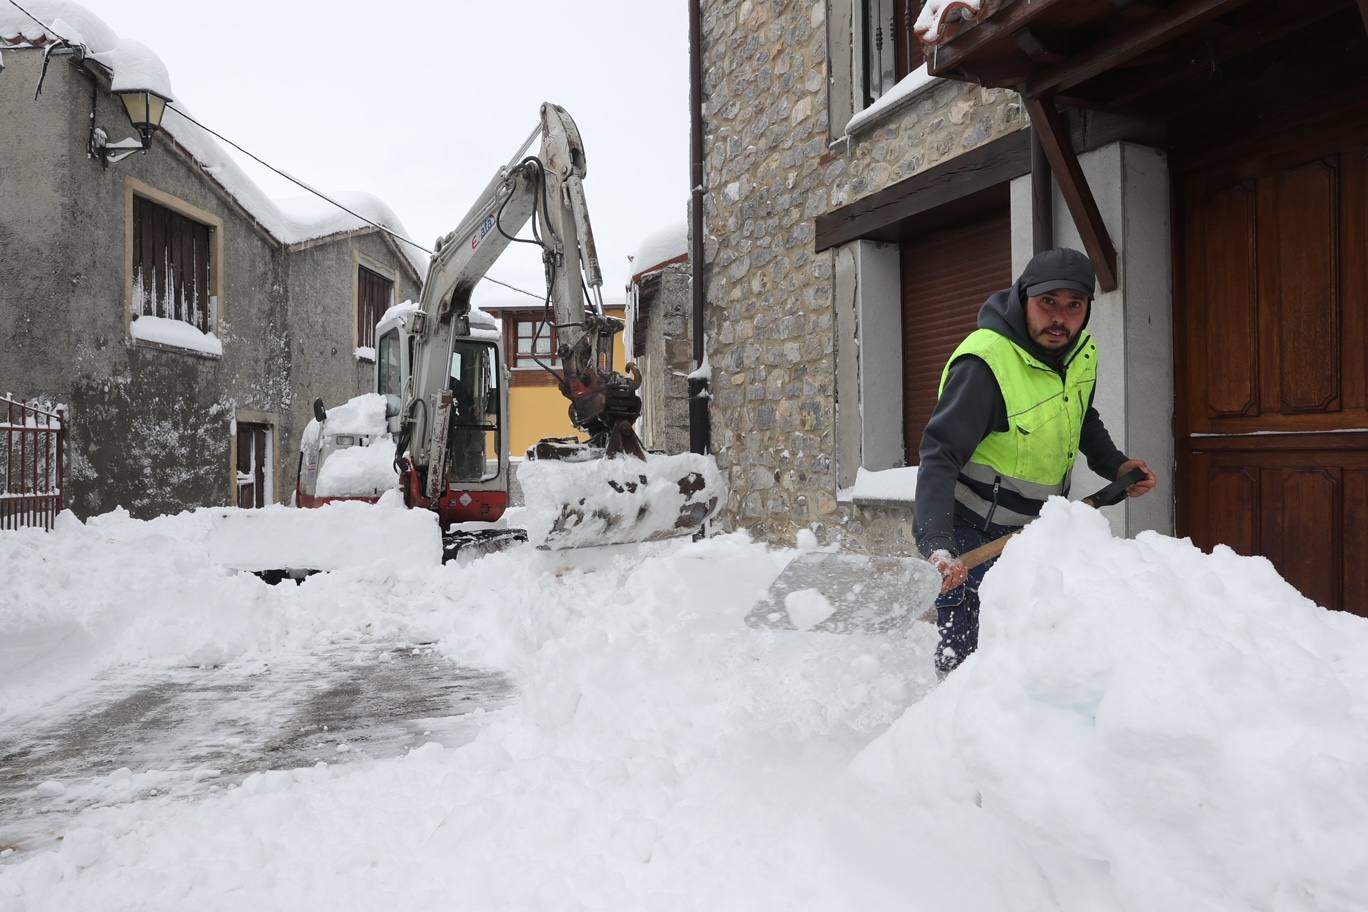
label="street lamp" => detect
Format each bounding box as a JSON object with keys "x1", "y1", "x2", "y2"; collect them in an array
[{"x1": 90, "y1": 86, "x2": 170, "y2": 167}]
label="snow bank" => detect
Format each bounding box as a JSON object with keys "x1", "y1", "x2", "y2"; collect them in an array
[
  {"x1": 0, "y1": 501, "x2": 440, "y2": 718},
  {"x1": 4, "y1": 496, "x2": 1367, "y2": 909},
  {"x1": 208, "y1": 497, "x2": 436, "y2": 572},
  {"x1": 516, "y1": 452, "x2": 725, "y2": 547},
  {"x1": 849, "y1": 499, "x2": 1368, "y2": 908}
]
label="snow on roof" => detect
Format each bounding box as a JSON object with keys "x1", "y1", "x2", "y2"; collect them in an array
[
  {"x1": 914, "y1": 0, "x2": 1005, "y2": 47},
  {"x1": 0, "y1": 1, "x2": 427, "y2": 279},
  {"x1": 629, "y1": 221, "x2": 688, "y2": 281}
]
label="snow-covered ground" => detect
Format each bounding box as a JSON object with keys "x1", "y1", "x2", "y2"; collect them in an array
[{"x1": 1, "y1": 499, "x2": 1366, "y2": 910}]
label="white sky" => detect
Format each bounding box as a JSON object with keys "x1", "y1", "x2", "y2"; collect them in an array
[{"x1": 87, "y1": 0, "x2": 691, "y2": 308}]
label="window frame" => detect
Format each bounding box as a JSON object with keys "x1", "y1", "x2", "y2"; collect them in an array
[
  {"x1": 859, "y1": 0, "x2": 926, "y2": 110},
  {"x1": 355, "y1": 261, "x2": 396, "y2": 355},
  {"x1": 124, "y1": 177, "x2": 225, "y2": 350},
  {"x1": 504, "y1": 312, "x2": 559, "y2": 369}
]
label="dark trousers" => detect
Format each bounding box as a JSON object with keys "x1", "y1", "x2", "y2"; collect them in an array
[{"x1": 935, "y1": 519, "x2": 1017, "y2": 676}]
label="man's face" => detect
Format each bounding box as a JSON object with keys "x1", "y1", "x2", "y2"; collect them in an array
[{"x1": 1025, "y1": 288, "x2": 1089, "y2": 351}]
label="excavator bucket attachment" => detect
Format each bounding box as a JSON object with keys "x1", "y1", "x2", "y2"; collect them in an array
[{"x1": 518, "y1": 452, "x2": 725, "y2": 549}]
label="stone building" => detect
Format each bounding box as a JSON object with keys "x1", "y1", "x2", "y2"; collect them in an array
[
  {"x1": 697, "y1": 0, "x2": 1368, "y2": 616},
  {"x1": 0, "y1": 4, "x2": 422, "y2": 518},
  {"x1": 625, "y1": 222, "x2": 692, "y2": 454}
]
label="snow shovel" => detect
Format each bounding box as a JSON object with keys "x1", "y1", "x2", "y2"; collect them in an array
[{"x1": 745, "y1": 468, "x2": 1147, "y2": 634}]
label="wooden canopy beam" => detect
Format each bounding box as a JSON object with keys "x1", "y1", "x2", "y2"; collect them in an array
[
  {"x1": 1023, "y1": 96, "x2": 1118, "y2": 292},
  {"x1": 927, "y1": 0, "x2": 1073, "y2": 76},
  {"x1": 1021, "y1": 0, "x2": 1252, "y2": 97}
]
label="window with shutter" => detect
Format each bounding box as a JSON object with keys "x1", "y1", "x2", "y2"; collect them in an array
[
  {"x1": 900, "y1": 210, "x2": 1012, "y2": 461},
  {"x1": 357, "y1": 266, "x2": 394, "y2": 351},
  {"x1": 132, "y1": 196, "x2": 214, "y2": 333}
]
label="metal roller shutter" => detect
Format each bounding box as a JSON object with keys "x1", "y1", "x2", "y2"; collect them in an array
[{"x1": 900, "y1": 211, "x2": 1012, "y2": 461}]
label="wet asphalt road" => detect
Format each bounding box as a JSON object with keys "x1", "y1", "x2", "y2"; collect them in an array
[{"x1": 0, "y1": 642, "x2": 512, "y2": 860}]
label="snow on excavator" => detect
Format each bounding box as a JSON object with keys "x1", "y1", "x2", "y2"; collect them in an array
[{"x1": 296, "y1": 103, "x2": 723, "y2": 558}]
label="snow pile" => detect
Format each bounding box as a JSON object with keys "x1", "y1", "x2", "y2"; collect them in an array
[
  {"x1": 517, "y1": 452, "x2": 726, "y2": 547},
  {"x1": 208, "y1": 496, "x2": 434, "y2": 572},
  {"x1": 850, "y1": 499, "x2": 1368, "y2": 908},
  {"x1": 3, "y1": 497, "x2": 1367, "y2": 909},
  {"x1": 318, "y1": 392, "x2": 388, "y2": 437},
  {"x1": 0, "y1": 502, "x2": 441, "y2": 717},
  {"x1": 92, "y1": 38, "x2": 172, "y2": 98},
  {"x1": 315, "y1": 437, "x2": 399, "y2": 498}
]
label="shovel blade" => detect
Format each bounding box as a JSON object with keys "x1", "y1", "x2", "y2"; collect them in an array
[{"x1": 745, "y1": 551, "x2": 943, "y2": 634}]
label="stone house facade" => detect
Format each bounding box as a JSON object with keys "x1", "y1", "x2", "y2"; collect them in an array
[
  {"x1": 699, "y1": 0, "x2": 1024, "y2": 552},
  {"x1": 625, "y1": 223, "x2": 692, "y2": 455},
  {"x1": 1, "y1": 13, "x2": 423, "y2": 518},
  {"x1": 698, "y1": 0, "x2": 1368, "y2": 617}
]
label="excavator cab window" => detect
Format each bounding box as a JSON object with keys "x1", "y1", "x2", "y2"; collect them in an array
[
  {"x1": 377, "y1": 329, "x2": 403, "y2": 398},
  {"x1": 447, "y1": 340, "x2": 500, "y2": 482}
]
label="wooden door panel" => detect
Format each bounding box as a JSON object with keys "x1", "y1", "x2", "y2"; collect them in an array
[
  {"x1": 1345, "y1": 468, "x2": 1368, "y2": 616},
  {"x1": 1201, "y1": 182, "x2": 1260, "y2": 420},
  {"x1": 1262, "y1": 465, "x2": 1340, "y2": 612},
  {"x1": 1205, "y1": 463, "x2": 1259, "y2": 557},
  {"x1": 1265, "y1": 158, "x2": 1340, "y2": 415}
]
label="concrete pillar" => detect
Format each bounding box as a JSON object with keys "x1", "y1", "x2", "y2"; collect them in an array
[{"x1": 1010, "y1": 142, "x2": 1175, "y2": 537}]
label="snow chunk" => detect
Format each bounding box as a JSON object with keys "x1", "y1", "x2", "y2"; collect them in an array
[
  {"x1": 848, "y1": 465, "x2": 918, "y2": 503},
  {"x1": 319, "y1": 392, "x2": 388, "y2": 437},
  {"x1": 316, "y1": 437, "x2": 399, "y2": 498},
  {"x1": 130, "y1": 315, "x2": 223, "y2": 356}
]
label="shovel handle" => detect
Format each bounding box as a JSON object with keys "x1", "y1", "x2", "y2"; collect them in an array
[
  {"x1": 950, "y1": 468, "x2": 1150, "y2": 572},
  {"x1": 958, "y1": 534, "x2": 1014, "y2": 570}
]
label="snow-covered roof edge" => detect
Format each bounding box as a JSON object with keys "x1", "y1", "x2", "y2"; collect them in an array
[
  {"x1": 914, "y1": 0, "x2": 1006, "y2": 47},
  {"x1": 629, "y1": 221, "x2": 689, "y2": 282},
  {"x1": 0, "y1": 2, "x2": 428, "y2": 278}
]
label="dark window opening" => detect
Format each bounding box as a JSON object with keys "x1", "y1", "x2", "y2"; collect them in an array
[
  {"x1": 861, "y1": 0, "x2": 926, "y2": 110},
  {"x1": 357, "y1": 266, "x2": 394, "y2": 351},
  {"x1": 132, "y1": 196, "x2": 213, "y2": 333}
]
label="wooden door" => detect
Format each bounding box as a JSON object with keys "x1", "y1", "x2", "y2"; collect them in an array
[
  {"x1": 1175, "y1": 137, "x2": 1368, "y2": 616},
  {"x1": 236, "y1": 423, "x2": 268, "y2": 509}
]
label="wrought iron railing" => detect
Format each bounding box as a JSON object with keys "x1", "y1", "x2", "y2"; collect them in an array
[{"x1": 0, "y1": 396, "x2": 66, "y2": 531}]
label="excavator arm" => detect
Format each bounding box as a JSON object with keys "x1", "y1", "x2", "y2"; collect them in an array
[
  {"x1": 399, "y1": 103, "x2": 721, "y2": 549},
  {"x1": 405, "y1": 104, "x2": 645, "y2": 501}
]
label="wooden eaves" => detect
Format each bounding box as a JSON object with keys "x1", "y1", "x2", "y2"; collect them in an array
[{"x1": 922, "y1": 0, "x2": 1277, "y2": 294}]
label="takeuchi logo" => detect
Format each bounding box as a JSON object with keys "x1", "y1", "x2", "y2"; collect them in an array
[{"x1": 471, "y1": 214, "x2": 497, "y2": 250}]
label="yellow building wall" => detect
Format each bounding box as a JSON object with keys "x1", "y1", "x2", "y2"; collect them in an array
[{"x1": 505, "y1": 307, "x2": 628, "y2": 457}]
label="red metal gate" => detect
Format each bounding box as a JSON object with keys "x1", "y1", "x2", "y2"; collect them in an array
[{"x1": 1, "y1": 396, "x2": 65, "y2": 531}]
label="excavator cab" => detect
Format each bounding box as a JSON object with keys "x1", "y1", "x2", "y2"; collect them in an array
[{"x1": 446, "y1": 340, "x2": 500, "y2": 483}]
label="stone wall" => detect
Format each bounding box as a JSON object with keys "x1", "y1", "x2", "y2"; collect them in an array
[
  {"x1": 699, "y1": 0, "x2": 1026, "y2": 549},
  {"x1": 637, "y1": 263, "x2": 693, "y2": 454}
]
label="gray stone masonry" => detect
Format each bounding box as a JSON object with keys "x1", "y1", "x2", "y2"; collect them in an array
[{"x1": 699, "y1": 0, "x2": 1026, "y2": 550}]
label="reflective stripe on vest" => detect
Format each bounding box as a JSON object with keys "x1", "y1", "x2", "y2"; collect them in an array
[{"x1": 938, "y1": 328, "x2": 1099, "y2": 525}]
